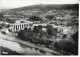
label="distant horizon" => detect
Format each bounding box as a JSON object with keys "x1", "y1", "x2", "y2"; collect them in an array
[
  {"x1": 0, "y1": 0, "x2": 79, "y2": 9},
  {"x1": 0, "y1": 3, "x2": 79, "y2": 10}
]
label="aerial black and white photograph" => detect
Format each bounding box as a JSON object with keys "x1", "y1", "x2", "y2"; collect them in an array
[{"x1": 0, "y1": 0, "x2": 79, "y2": 55}]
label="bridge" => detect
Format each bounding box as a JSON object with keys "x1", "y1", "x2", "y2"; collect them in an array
[{"x1": 9, "y1": 22, "x2": 33, "y2": 32}]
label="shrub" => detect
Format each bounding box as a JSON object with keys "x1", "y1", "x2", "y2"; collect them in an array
[{"x1": 53, "y1": 39, "x2": 78, "y2": 55}]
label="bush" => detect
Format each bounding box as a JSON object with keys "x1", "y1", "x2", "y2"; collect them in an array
[
  {"x1": 17, "y1": 27, "x2": 53, "y2": 47},
  {"x1": 0, "y1": 25, "x2": 2, "y2": 29},
  {"x1": 46, "y1": 25, "x2": 57, "y2": 36},
  {"x1": 45, "y1": 15, "x2": 56, "y2": 20},
  {"x1": 53, "y1": 39, "x2": 78, "y2": 55},
  {"x1": 29, "y1": 15, "x2": 42, "y2": 21}
]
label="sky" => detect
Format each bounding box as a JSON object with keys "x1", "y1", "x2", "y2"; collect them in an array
[{"x1": 0, "y1": 0, "x2": 79, "y2": 9}]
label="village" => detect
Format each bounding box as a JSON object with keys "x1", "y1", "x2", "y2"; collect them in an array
[{"x1": 0, "y1": 3, "x2": 79, "y2": 55}]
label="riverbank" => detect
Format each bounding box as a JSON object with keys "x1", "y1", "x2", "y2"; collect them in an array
[{"x1": 0, "y1": 32, "x2": 62, "y2": 55}]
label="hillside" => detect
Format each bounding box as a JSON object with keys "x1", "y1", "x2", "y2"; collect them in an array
[
  {"x1": 11, "y1": 4, "x2": 79, "y2": 11},
  {"x1": 0, "y1": 4, "x2": 79, "y2": 23}
]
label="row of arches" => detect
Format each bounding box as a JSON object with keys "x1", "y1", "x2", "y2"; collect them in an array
[{"x1": 10, "y1": 23, "x2": 33, "y2": 31}]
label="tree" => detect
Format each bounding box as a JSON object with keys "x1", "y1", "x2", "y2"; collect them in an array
[
  {"x1": 0, "y1": 25, "x2": 2, "y2": 29},
  {"x1": 72, "y1": 31, "x2": 78, "y2": 43},
  {"x1": 6, "y1": 24, "x2": 10, "y2": 28},
  {"x1": 40, "y1": 36, "x2": 53, "y2": 46},
  {"x1": 17, "y1": 30, "x2": 27, "y2": 40},
  {"x1": 39, "y1": 30, "x2": 48, "y2": 38},
  {"x1": 38, "y1": 25, "x2": 42, "y2": 30},
  {"x1": 0, "y1": 13, "x2": 4, "y2": 21},
  {"x1": 29, "y1": 15, "x2": 42, "y2": 21},
  {"x1": 72, "y1": 31, "x2": 78, "y2": 53},
  {"x1": 6, "y1": 19, "x2": 15, "y2": 23},
  {"x1": 45, "y1": 15, "x2": 56, "y2": 20},
  {"x1": 53, "y1": 39, "x2": 77, "y2": 55},
  {"x1": 33, "y1": 26, "x2": 39, "y2": 34},
  {"x1": 24, "y1": 27, "x2": 28, "y2": 32},
  {"x1": 18, "y1": 27, "x2": 34, "y2": 41},
  {"x1": 46, "y1": 25, "x2": 57, "y2": 36}
]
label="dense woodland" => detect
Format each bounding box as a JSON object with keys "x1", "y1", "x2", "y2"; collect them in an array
[{"x1": 17, "y1": 24, "x2": 78, "y2": 55}]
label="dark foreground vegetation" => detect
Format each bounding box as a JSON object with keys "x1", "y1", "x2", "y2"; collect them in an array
[
  {"x1": 17, "y1": 25, "x2": 56, "y2": 46},
  {"x1": 17, "y1": 24, "x2": 78, "y2": 55}
]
